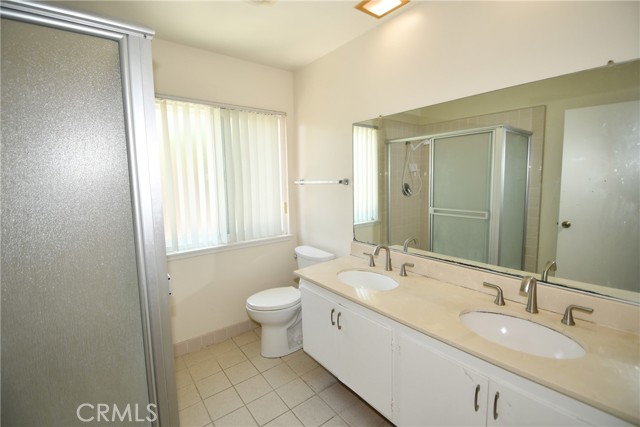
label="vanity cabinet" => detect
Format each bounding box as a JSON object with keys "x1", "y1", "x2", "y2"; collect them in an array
[
  {"x1": 300, "y1": 279, "x2": 628, "y2": 426},
  {"x1": 396, "y1": 327, "x2": 618, "y2": 426},
  {"x1": 300, "y1": 280, "x2": 393, "y2": 419}
]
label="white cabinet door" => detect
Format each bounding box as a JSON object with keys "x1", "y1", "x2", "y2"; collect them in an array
[
  {"x1": 339, "y1": 301, "x2": 393, "y2": 418},
  {"x1": 395, "y1": 331, "x2": 488, "y2": 426},
  {"x1": 487, "y1": 380, "x2": 589, "y2": 427},
  {"x1": 301, "y1": 283, "x2": 341, "y2": 375},
  {"x1": 300, "y1": 281, "x2": 393, "y2": 419}
]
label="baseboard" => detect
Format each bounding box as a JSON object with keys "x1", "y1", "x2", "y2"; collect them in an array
[{"x1": 173, "y1": 319, "x2": 259, "y2": 357}]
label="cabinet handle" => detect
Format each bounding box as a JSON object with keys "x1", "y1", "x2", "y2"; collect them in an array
[
  {"x1": 330, "y1": 308, "x2": 336, "y2": 326},
  {"x1": 493, "y1": 391, "x2": 500, "y2": 420},
  {"x1": 337, "y1": 312, "x2": 342, "y2": 330},
  {"x1": 474, "y1": 384, "x2": 480, "y2": 412}
]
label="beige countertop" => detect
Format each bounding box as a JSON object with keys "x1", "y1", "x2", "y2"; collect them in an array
[{"x1": 295, "y1": 256, "x2": 640, "y2": 425}]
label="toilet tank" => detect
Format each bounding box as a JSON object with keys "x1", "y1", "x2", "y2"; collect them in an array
[{"x1": 294, "y1": 245, "x2": 335, "y2": 268}]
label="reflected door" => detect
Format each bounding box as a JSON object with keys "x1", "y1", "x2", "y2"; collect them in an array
[
  {"x1": 430, "y1": 132, "x2": 493, "y2": 263},
  {"x1": 557, "y1": 101, "x2": 640, "y2": 291}
]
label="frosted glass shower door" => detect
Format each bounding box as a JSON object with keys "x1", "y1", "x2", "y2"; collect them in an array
[
  {"x1": 430, "y1": 132, "x2": 493, "y2": 263},
  {"x1": 1, "y1": 7, "x2": 175, "y2": 425}
]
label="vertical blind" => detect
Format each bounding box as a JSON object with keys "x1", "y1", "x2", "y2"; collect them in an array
[
  {"x1": 353, "y1": 125, "x2": 379, "y2": 224},
  {"x1": 155, "y1": 98, "x2": 287, "y2": 253}
]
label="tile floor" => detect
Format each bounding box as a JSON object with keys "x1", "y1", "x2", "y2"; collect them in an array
[{"x1": 176, "y1": 328, "x2": 393, "y2": 427}]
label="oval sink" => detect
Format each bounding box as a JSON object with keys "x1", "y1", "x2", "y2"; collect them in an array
[
  {"x1": 337, "y1": 270, "x2": 399, "y2": 291},
  {"x1": 460, "y1": 311, "x2": 585, "y2": 359}
]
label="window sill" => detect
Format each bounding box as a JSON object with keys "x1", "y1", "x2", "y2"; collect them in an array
[
  {"x1": 354, "y1": 220, "x2": 380, "y2": 228},
  {"x1": 166, "y1": 235, "x2": 293, "y2": 261}
]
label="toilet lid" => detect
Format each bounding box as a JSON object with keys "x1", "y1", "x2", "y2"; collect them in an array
[{"x1": 247, "y1": 286, "x2": 301, "y2": 311}]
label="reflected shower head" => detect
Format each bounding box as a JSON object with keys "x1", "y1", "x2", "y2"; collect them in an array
[{"x1": 402, "y1": 182, "x2": 412, "y2": 196}]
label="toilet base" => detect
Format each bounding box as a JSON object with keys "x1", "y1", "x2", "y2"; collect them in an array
[{"x1": 260, "y1": 319, "x2": 303, "y2": 358}]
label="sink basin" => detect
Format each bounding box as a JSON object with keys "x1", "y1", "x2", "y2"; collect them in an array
[
  {"x1": 337, "y1": 270, "x2": 399, "y2": 291},
  {"x1": 460, "y1": 311, "x2": 585, "y2": 359}
]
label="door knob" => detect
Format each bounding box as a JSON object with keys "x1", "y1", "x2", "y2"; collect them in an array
[{"x1": 561, "y1": 221, "x2": 571, "y2": 228}]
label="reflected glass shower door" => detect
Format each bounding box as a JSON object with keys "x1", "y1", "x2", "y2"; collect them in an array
[
  {"x1": 429, "y1": 132, "x2": 493, "y2": 263},
  {"x1": 1, "y1": 18, "x2": 151, "y2": 426}
]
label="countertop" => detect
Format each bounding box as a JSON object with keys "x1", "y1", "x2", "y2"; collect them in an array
[{"x1": 295, "y1": 256, "x2": 640, "y2": 424}]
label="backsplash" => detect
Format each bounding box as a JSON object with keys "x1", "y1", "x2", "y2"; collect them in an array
[{"x1": 352, "y1": 241, "x2": 639, "y2": 334}]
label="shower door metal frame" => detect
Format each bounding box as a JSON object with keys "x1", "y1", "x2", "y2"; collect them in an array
[
  {"x1": 0, "y1": 1, "x2": 178, "y2": 425},
  {"x1": 387, "y1": 125, "x2": 531, "y2": 268}
]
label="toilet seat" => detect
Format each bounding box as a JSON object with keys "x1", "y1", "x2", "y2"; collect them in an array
[{"x1": 246, "y1": 286, "x2": 301, "y2": 311}]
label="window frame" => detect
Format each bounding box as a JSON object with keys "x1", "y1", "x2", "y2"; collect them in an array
[{"x1": 155, "y1": 94, "x2": 291, "y2": 257}]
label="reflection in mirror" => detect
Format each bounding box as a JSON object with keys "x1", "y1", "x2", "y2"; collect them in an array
[{"x1": 353, "y1": 60, "x2": 639, "y2": 303}]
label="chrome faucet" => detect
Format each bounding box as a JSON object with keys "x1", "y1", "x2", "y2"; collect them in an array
[
  {"x1": 520, "y1": 276, "x2": 538, "y2": 313},
  {"x1": 402, "y1": 237, "x2": 417, "y2": 252},
  {"x1": 373, "y1": 245, "x2": 392, "y2": 271},
  {"x1": 541, "y1": 260, "x2": 557, "y2": 282}
]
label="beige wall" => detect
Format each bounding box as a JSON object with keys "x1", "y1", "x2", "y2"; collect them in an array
[
  {"x1": 151, "y1": 39, "x2": 299, "y2": 343},
  {"x1": 294, "y1": 1, "x2": 640, "y2": 258}
]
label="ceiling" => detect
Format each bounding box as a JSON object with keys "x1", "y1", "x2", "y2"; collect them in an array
[{"x1": 53, "y1": 0, "x2": 412, "y2": 71}]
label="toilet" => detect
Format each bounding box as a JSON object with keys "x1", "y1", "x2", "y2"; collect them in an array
[{"x1": 246, "y1": 245, "x2": 335, "y2": 358}]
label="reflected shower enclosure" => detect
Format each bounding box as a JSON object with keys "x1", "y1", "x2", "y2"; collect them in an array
[{"x1": 387, "y1": 126, "x2": 531, "y2": 270}]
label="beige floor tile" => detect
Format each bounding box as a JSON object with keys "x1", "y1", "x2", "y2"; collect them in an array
[
  {"x1": 213, "y1": 406, "x2": 258, "y2": 427},
  {"x1": 184, "y1": 348, "x2": 215, "y2": 367},
  {"x1": 189, "y1": 357, "x2": 223, "y2": 382},
  {"x1": 318, "y1": 383, "x2": 359, "y2": 414},
  {"x1": 176, "y1": 368, "x2": 194, "y2": 389},
  {"x1": 338, "y1": 401, "x2": 385, "y2": 427},
  {"x1": 196, "y1": 371, "x2": 232, "y2": 400},
  {"x1": 224, "y1": 360, "x2": 259, "y2": 385},
  {"x1": 216, "y1": 348, "x2": 248, "y2": 369},
  {"x1": 203, "y1": 388, "x2": 244, "y2": 422},
  {"x1": 263, "y1": 363, "x2": 298, "y2": 389},
  {"x1": 240, "y1": 341, "x2": 262, "y2": 359},
  {"x1": 281, "y1": 349, "x2": 303, "y2": 362},
  {"x1": 246, "y1": 391, "x2": 289, "y2": 426},
  {"x1": 275, "y1": 378, "x2": 315, "y2": 409},
  {"x1": 232, "y1": 330, "x2": 259, "y2": 347},
  {"x1": 175, "y1": 356, "x2": 187, "y2": 371},
  {"x1": 179, "y1": 401, "x2": 211, "y2": 427},
  {"x1": 208, "y1": 339, "x2": 239, "y2": 357},
  {"x1": 285, "y1": 352, "x2": 319, "y2": 376},
  {"x1": 292, "y1": 395, "x2": 335, "y2": 427},
  {"x1": 301, "y1": 366, "x2": 337, "y2": 393},
  {"x1": 264, "y1": 411, "x2": 303, "y2": 427},
  {"x1": 235, "y1": 374, "x2": 273, "y2": 404},
  {"x1": 320, "y1": 415, "x2": 349, "y2": 427},
  {"x1": 178, "y1": 383, "x2": 203, "y2": 411},
  {"x1": 250, "y1": 354, "x2": 283, "y2": 373}
]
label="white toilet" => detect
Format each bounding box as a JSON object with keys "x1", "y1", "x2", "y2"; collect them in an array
[{"x1": 246, "y1": 245, "x2": 335, "y2": 358}]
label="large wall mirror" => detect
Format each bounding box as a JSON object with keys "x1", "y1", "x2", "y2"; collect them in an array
[{"x1": 353, "y1": 59, "x2": 639, "y2": 304}]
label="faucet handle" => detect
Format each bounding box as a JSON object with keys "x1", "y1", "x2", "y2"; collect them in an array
[
  {"x1": 363, "y1": 252, "x2": 375, "y2": 267},
  {"x1": 561, "y1": 305, "x2": 594, "y2": 326},
  {"x1": 400, "y1": 262, "x2": 414, "y2": 277},
  {"x1": 483, "y1": 282, "x2": 505, "y2": 306}
]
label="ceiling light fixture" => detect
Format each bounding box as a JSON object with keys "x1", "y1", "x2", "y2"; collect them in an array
[{"x1": 355, "y1": 0, "x2": 409, "y2": 19}]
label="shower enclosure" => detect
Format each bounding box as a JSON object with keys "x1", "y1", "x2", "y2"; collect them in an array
[
  {"x1": 1, "y1": 1, "x2": 176, "y2": 425},
  {"x1": 388, "y1": 126, "x2": 531, "y2": 269}
]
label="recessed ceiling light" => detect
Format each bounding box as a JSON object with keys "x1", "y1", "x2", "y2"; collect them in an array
[{"x1": 355, "y1": 0, "x2": 409, "y2": 19}]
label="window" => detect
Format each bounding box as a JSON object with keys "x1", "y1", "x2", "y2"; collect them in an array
[
  {"x1": 155, "y1": 98, "x2": 288, "y2": 254},
  {"x1": 353, "y1": 125, "x2": 379, "y2": 225}
]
